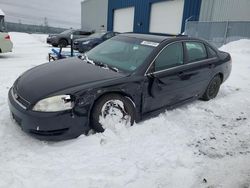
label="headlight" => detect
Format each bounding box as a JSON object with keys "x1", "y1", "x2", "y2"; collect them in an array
[
  {"x1": 82, "y1": 41, "x2": 90, "y2": 45},
  {"x1": 33, "y1": 95, "x2": 74, "y2": 112}
]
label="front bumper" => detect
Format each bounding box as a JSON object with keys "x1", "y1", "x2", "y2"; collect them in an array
[{"x1": 8, "y1": 88, "x2": 90, "y2": 141}]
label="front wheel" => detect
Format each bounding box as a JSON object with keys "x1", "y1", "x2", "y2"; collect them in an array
[
  {"x1": 201, "y1": 75, "x2": 222, "y2": 101},
  {"x1": 90, "y1": 94, "x2": 135, "y2": 132}
]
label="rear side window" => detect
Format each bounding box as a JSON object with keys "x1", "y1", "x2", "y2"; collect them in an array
[
  {"x1": 73, "y1": 31, "x2": 80, "y2": 35},
  {"x1": 154, "y1": 42, "x2": 184, "y2": 71},
  {"x1": 185, "y1": 42, "x2": 207, "y2": 63}
]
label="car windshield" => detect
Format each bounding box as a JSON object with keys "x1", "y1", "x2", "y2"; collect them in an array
[
  {"x1": 86, "y1": 36, "x2": 156, "y2": 72},
  {"x1": 89, "y1": 32, "x2": 105, "y2": 38},
  {"x1": 60, "y1": 29, "x2": 74, "y2": 35}
]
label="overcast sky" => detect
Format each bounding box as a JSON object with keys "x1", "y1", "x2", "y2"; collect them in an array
[{"x1": 0, "y1": 0, "x2": 82, "y2": 28}]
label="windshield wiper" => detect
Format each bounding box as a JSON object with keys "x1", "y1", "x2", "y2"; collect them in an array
[
  {"x1": 80, "y1": 54, "x2": 119, "y2": 73},
  {"x1": 80, "y1": 54, "x2": 95, "y2": 65},
  {"x1": 79, "y1": 54, "x2": 119, "y2": 72},
  {"x1": 94, "y1": 60, "x2": 119, "y2": 73}
]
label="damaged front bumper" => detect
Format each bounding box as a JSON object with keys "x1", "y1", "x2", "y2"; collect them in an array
[{"x1": 8, "y1": 88, "x2": 91, "y2": 141}]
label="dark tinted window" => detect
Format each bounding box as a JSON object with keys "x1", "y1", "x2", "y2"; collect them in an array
[
  {"x1": 185, "y1": 42, "x2": 207, "y2": 62},
  {"x1": 154, "y1": 42, "x2": 184, "y2": 71},
  {"x1": 79, "y1": 31, "x2": 91, "y2": 35},
  {"x1": 73, "y1": 31, "x2": 80, "y2": 35},
  {"x1": 103, "y1": 33, "x2": 114, "y2": 39},
  {"x1": 207, "y1": 46, "x2": 217, "y2": 57}
]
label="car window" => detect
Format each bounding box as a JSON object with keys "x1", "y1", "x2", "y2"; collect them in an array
[
  {"x1": 73, "y1": 31, "x2": 80, "y2": 35},
  {"x1": 207, "y1": 46, "x2": 217, "y2": 58},
  {"x1": 154, "y1": 42, "x2": 184, "y2": 72},
  {"x1": 185, "y1": 42, "x2": 207, "y2": 62},
  {"x1": 89, "y1": 33, "x2": 105, "y2": 38},
  {"x1": 79, "y1": 31, "x2": 91, "y2": 35},
  {"x1": 103, "y1": 33, "x2": 114, "y2": 39}
]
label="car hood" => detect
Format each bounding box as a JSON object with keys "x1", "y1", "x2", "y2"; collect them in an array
[{"x1": 15, "y1": 57, "x2": 126, "y2": 103}]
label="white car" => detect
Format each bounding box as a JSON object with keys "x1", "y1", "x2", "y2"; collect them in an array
[
  {"x1": 0, "y1": 32, "x2": 13, "y2": 53},
  {"x1": 0, "y1": 8, "x2": 13, "y2": 53}
]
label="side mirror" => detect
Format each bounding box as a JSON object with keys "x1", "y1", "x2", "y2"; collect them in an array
[{"x1": 146, "y1": 72, "x2": 155, "y2": 78}]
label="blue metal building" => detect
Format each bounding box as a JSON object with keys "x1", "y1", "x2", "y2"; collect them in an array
[{"x1": 107, "y1": 0, "x2": 202, "y2": 34}]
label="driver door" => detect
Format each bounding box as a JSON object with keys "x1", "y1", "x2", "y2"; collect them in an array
[{"x1": 143, "y1": 42, "x2": 193, "y2": 113}]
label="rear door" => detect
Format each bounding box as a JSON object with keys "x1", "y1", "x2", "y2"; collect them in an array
[{"x1": 181, "y1": 41, "x2": 217, "y2": 97}]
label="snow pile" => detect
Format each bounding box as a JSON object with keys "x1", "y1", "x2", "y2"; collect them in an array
[{"x1": 0, "y1": 33, "x2": 250, "y2": 188}]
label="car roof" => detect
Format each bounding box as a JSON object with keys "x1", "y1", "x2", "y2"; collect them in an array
[{"x1": 119, "y1": 33, "x2": 181, "y2": 43}]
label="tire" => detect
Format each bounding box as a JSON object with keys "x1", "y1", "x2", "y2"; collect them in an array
[
  {"x1": 58, "y1": 39, "x2": 68, "y2": 47},
  {"x1": 52, "y1": 44, "x2": 58, "y2": 47},
  {"x1": 90, "y1": 94, "x2": 135, "y2": 132},
  {"x1": 201, "y1": 75, "x2": 222, "y2": 101}
]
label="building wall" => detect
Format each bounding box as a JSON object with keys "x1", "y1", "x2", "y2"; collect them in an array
[
  {"x1": 107, "y1": 0, "x2": 201, "y2": 33},
  {"x1": 199, "y1": 0, "x2": 250, "y2": 21},
  {"x1": 81, "y1": 0, "x2": 108, "y2": 32}
]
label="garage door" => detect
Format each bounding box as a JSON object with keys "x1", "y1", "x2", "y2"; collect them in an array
[
  {"x1": 149, "y1": 0, "x2": 184, "y2": 34},
  {"x1": 113, "y1": 7, "x2": 135, "y2": 32}
]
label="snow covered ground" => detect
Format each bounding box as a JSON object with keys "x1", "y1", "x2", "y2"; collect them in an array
[{"x1": 0, "y1": 32, "x2": 250, "y2": 188}]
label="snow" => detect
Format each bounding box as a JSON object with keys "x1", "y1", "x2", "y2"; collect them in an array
[
  {"x1": 0, "y1": 32, "x2": 250, "y2": 188},
  {"x1": 0, "y1": 8, "x2": 5, "y2": 16}
]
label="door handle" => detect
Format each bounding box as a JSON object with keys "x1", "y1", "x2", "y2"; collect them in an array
[{"x1": 178, "y1": 71, "x2": 186, "y2": 78}]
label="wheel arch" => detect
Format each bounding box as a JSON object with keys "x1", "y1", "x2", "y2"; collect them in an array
[
  {"x1": 87, "y1": 90, "x2": 137, "y2": 121},
  {"x1": 218, "y1": 72, "x2": 224, "y2": 82},
  {"x1": 58, "y1": 38, "x2": 68, "y2": 45}
]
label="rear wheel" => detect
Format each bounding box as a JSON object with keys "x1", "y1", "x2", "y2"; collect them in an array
[
  {"x1": 201, "y1": 75, "x2": 222, "y2": 101},
  {"x1": 90, "y1": 94, "x2": 135, "y2": 132}
]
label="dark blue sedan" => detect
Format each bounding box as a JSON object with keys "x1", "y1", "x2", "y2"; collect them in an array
[{"x1": 73, "y1": 31, "x2": 119, "y2": 53}]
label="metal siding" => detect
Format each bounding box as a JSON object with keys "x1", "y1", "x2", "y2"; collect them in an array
[
  {"x1": 181, "y1": 0, "x2": 202, "y2": 31},
  {"x1": 108, "y1": 0, "x2": 201, "y2": 33},
  {"x1": 199, "y1": 0, "x2": 250, "y2": 21},
  {"x1": 81, "y1": 0, "x2": 108, "y2": 32}
]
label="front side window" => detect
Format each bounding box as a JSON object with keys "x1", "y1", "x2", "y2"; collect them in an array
[
  {"x1": 154, "y1": 42, "x2": 184, "y2": 72},
  {"x1": 185, "y1": 42, "x2": 207, "y2": 62},
  {"x1": 207, "y1": 46, "x2": 217, "y2": 58}
]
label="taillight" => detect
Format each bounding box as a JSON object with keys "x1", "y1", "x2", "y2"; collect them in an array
[{"x1": 5, "y1": 35, "x2": 10, "y2": 40}]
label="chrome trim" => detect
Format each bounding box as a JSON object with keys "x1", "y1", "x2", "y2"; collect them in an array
[
  {"x1": 144, "y1": 39, "x2": 217, "y2": 76},
  {"x1": 11, "y1": 88, "x2": 27, "y2": 110},
  {"x1": 146, "y1": 57, "x2": 217, "y2": 76}
]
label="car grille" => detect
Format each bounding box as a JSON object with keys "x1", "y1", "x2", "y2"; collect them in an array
[
  {"x1": 11, "y1": 87, "x2": 30, "y2": 109},
  {"x1": 29, "y1": 128, "x2": 69, "y2": 136}
]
